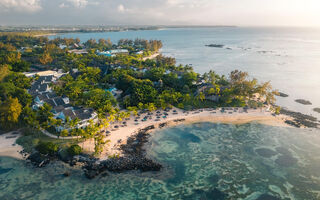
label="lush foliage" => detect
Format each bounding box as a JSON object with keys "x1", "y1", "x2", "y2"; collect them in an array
[
  {"x1": 36, "y1": 141, "x2": 59, "y2": 156},
  {"x1": 67, "y1": 144, "x2": 82, "y2": 156}
]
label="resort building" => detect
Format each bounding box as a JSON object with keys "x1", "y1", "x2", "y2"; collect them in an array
[
  {"x1": 96, "y1": 49, "x2": 129, "y2": 57},
  {"x1": 28, "y1": 70, "x2": 98, "y2": 132},
  {"x1": 24, "y1": 70, "x2": 66, "y2": 78},
  {"x1": 67, "y1": 49, "x2": 88, "y2": 55}
]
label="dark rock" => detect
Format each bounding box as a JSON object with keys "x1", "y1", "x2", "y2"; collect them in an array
[
  {"x1": 275, "y1": 92, "x2": 289, "y2": 97},
  {"x1": 295, "y1": 99, "x2": 312, "y2": 105},
  {"x1": 84, "y1": 168, "x2": 100, "y2": 179},
  {"x1": 159, "y1": 122, "x2": 168, "y2": 128},
  {"x1": 313, "y1": 108, "x2": 320, "y2": 113},
  {"x1": 284, "y1": 120, "x2": 300, "y2": 128},
  {"x1": 63, "y1": 171, "x2": 70, "y2": 177},
  {"x1": 101, "y1": 172, "x2": 109, "y2": 177},
  {"x1": 280, "y1": 108, "x2": 319, "y2": 128},
  {"x1": 58, "y1": 149, "x2": 73, "y2": 163},
  {"x1": 205, "y1": 44, "x2": 224, "y2": 48},
  {"x1": 173, "y1": 119, "x2": 186, "y2": 123},
  {"x1": 27, "y1": 151, "x2": 50, "y2": 168}
]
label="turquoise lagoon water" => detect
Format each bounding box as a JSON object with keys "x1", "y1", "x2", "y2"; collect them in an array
[
  {"x1": 50, "y1": 27, "x2": 320, "y2": 118},
  {"x1": 1, "y1": 123, "x2": 320, "y2": 200}
]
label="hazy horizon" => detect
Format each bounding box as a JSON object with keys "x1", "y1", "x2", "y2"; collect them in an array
[{"x1": 1, "y1": 0, "x2": 320, "y2": 27}]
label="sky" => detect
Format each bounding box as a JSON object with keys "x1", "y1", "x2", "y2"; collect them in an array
[{"x1": 1, "y1": 0, "x2": 320, "y2": 27}]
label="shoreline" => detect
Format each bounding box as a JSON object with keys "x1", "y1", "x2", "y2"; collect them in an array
[
  {"x1": 142, "y1": 53, "x2": 160, "y2": 61},
  {"x1": 34, "y1": 33, "x2": 57, "y2": 37},
  {"x1": 81, "y1": 108, "x2": 290, "y2": 159},
  {"x1": 0, "y1": 108, "x2": 291, "y2": 161},
  {"x1": 0, "y1": 131, "x2": 23, "y2": 160}
]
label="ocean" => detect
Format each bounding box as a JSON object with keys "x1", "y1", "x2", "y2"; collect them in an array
[{"x1": 1, "y1": 123, "x2": 320, "y2": 199}]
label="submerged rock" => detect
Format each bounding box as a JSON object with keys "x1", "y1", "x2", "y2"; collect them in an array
[
  {"x1": 275, "y1": 155, "x2": 297, "y2": 167},
  {"x1": 205, "y1": 44, "x2": 224, "y2": 48},
  {"x1": 295, "y1": 99, "x2": 312, "y2": 105},
  {"x1": 255, "y1": 148, "x2": 277, "y2": 158},
  {"x1": 193, "y1": 188, "x2": 227, "y2": 200},
  {"x1": 63, "y1": 171, "x2": 70, "y2": 177},
  {"x1": 257, "y1": 194, "x2": 281, "y2": 200},
  {"x1": 0, "y1": 167, "x2": 12, "y2": 175},
  {"x1": 313, "y1": 108, "x2": 320, "y2": 113}
]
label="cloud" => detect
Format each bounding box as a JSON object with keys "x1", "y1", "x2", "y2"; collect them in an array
[
  {"x1": 0, "y1": 0, "x2": 42, "y2": 12},
  {"x1": 117, "y1": 4, "x2": 125, "y2": 13},
  {"x1": 59, "y1": 3, "x2": 69, "y2": 8},
  {"x1": 66, "y1": 0, "x2": 88, "y2": 8},
  {"x1": 58, "y1": 0, "x2": 100, "y2": 9},
  {"x1": 1, "y1": 0, "x2": 320, "y2": 27},
  {"x1": 117, "y1": 4, "x2": 130, "y2": 13}
]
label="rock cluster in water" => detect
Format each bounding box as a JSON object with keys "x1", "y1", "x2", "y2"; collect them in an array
[{"x1": 280, "y1": 108, "x2": 319, "y2": 128}]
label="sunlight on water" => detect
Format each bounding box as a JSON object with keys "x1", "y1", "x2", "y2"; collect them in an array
[{"x1": 1, "y1": 123, "x2": 320, "y2": 199}]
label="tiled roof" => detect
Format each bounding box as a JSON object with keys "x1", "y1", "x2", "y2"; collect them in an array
[
  {"x1": 38, "y1": 94, "x2": 49, "y2": 101},
  {"x1": 74, "y1": 108, "x2": 94, "y2": 120},
  {"x1": 53, "y1": 97, "x2": 65, "y2": 106},
  {"x1": 38, "y1": 84, "x2": 49, "y2": 92},
  {"x1": 43, "y1": 99, "x2": 56, "y2": 107},
  {"x1": 63, "y1": 109, "x2": 76, "y2": 120},
  {"x1": 46, "y1": 93, "x2": 57, "y2": 99}
]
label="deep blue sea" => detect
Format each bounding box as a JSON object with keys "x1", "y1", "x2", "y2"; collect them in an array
[
  {"x1": 1, "y1": 28, "x2": 320, "y2": 200},
  {"x1": 50, "y1": 27, "x2": 320, "y2": 118}
]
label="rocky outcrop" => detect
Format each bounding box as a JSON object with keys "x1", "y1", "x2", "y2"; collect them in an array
[
  {"x1": 27, "y1": 152, "x2": 51, "y2": 168},
  {"x1": 83, "y1": 125, "x2": 162, "y2": 179},
  {"x1": 280, "y1": 108, "x2": 319, "y2": 128},
  {"x1": 295, "y1": 99, "x2": 312, "y2": 105},
  {"x1": 275, "y1": 92, "x2": 289, "y2": 97}
]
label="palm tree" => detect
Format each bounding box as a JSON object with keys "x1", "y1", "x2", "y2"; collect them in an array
[{"x1": 198, "y1": 92, "x2": 205, "y2": 102}]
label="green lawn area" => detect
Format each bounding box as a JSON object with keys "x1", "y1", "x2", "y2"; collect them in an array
[{"x1": 16, "y1": 128, "x2": 82, "y2": 153}]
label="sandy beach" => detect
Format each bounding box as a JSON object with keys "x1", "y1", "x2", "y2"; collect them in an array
[
  {"x1": 81, "y1": 107, "x2": 290, "y2": 159},
  {"x1": 0, "y1": 108, "x2": 289, "y2": 160},
  {"x1": 34, "y1": 33, "x2": 57, "y2": 37},
  {"x1": 0, "y1": 131, "x2": 23, "y2": 159},
  {"x1": 142, "y1": 53, "x2": 160, "y2": 61}
]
